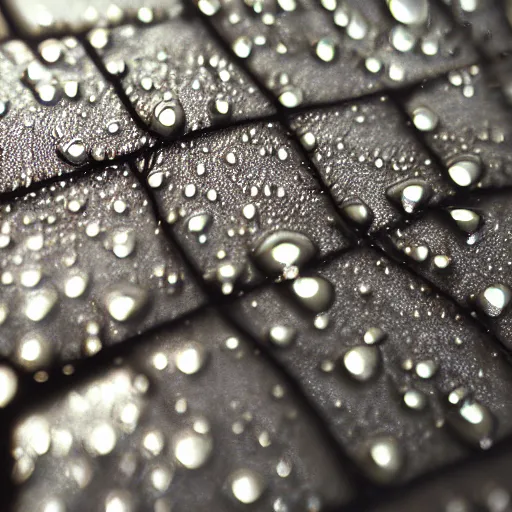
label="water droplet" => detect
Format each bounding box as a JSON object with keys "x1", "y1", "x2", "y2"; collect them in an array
[
  {"x1": 251, "y1": 230, "x2": 317, "y2": 280},
  {"x1": 175, "y1": 343, "x2": 208, "y2": 375},
  {"x1": 24, "y1": 287, "x2": 58, "y2": 322},
  {"x1": 386, "y1": 179, "x2": 431, "y2": 214},
  {"x1": 446, "y1": 397, "x2": 495, "y2": 448},
  {"x1": 342, "y1": 345, "x2": 380, "y2": 382},
  {"x1": 228, "y1": 468, "x2": 266, "y2": 504},
  {"x1": 448, "y1": 208, "x2": 481, "y2": 234},
  {"x1": 278, "y1": 86, "x2": 302, "y2": 108},
  {"x1": 232, "y1": 36, "x2": 252, "y2": 58},
  {"x1": 290, "y1": 276, "x2": 335, "y2": 313},
  {"x1": 187, "y1": 213, "x2": 212, "y2": 238},
  {"x1": 151, "y1": 100, "x2": 186, "y2": 137},
  {"x1": 412, "y1": 106, "x2": 438, "y2": 132},
  {"x1": 38, "y1": 39, "x2": 63, "y2": 63},
  {"x1": 390, "y1": 25, "x2": 417, "y2": 52},
  {"x1": 433, "y1": 254, "x2": 451, "y2": 270},
  {"x1": 64, "y1": 271, "x2": 89, "y2": 298},
  {"x1": 415, "y1": 359, "x2": 438, "y2": 379},
  {"x1": 314, "y1": 37, "x2": 337, "y2": 62},
  {"x1": 57, "y1": 139, "x2": 87, "y2": 166},
  {"x1": 387, "y1": 0, "x2": 429, "y2": 25},
  {"x1": 173, "y1": 429, "x2": 212, "y2": 469},
  {"x1": 363, "y1": 327, "x2": 386, "y2": 345},
  {"x1": 299, "y1": 132, "x2": 317, "y2": 151},
  {"x1": 0, "y1": 365, "x2": 17, "y2": 407},
  {"x1": 105, "y1": 283, "x2": 149, "y2": 322},
  {"x1": 110, "y1": 229, "x2": 136, "y2": 259},
  {"x1": 340, "y1": 198, "x2": 374, "y2": 231},
  {"x1": 197, "y1": 0, "x2": 221, "y2": 16},
  {"x1": 87, "y1": 423, "x2": 117, "y2": 455},
  {"x1": 209, "y1": 98, "x2": 232, "y2": 122},
  {"x1": 448, "y1": 157, "x2": 482, "y2": 187},
  {"x1": 268, "y1": 325, "x2": 296, "y2": 347},
  {"x1": 403, "y1": 389, "x2": 427, "y2": 411},
  {"x1": 360, "y1": 436, "x2": 405, "y2": 483},
  {"x1": 476, "y1": 284, "x2": 512, "y2": 318}
]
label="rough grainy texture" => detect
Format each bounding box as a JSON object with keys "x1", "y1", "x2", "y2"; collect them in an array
[
  {"x1": 228, "y1": 248, "x2": 512, "y2": 483},
  {"x1": 89, "y1": 17, "x2": 275, "y2": 138},
  {"x1": 403, "y1": 65, "x2": 512, "y2": 189},
  {"x1": 288, "y1": 97, "x2": 454, "y2": 233},
  {"x1": 384, "y1": 192, "x2": 512, "y2": 349},
  {"x1": 441, "y1": 0, "x2": 512, "y2": 56},
  {"x1": 0, "y1": 167, "x2": 204, "y2": 369},
  {"x1": 197, "y1": 0, "x2": 477, "y2": 108},
  {"x1": 140, "y1": 121, "x2": 350, "y2": 292},
  {"x1": 3, "y1": 0, "x2": 183, "y2": 36},
  {"x1": 10, "y1": 310, "x2": 352, "y2": 512},
  {"x1": 1, "y1": 0, "x2": 512, "y2": 511},
  {"x1": 0, "y1": 38, "x2": 149, "y2": 193},
  {"x1": 373, "y1": 444, "x2": 512, "y2": 511}
]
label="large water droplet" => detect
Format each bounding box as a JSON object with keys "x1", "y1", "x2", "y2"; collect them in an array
[
  {"x1": 342, "y1": 345, "x2": 380, "y2": 382},
  {"x1": 360, "y1": 436, "x2": 405, "y2": 483},
  {"x1": 386, "y1": 179, "x2": 431, "y2": 214},
  {"x1": 448, "y1": 208, "x2": 482, "y2": 235},
  {"x1": 448, "y1": 157, "x2": 482, "y2": 187},
  {"x1": 340, "y1": 198, "x2": 374, "y2": 231},
  {"x1": 476, "y1": 284, "x2": 512, "y2": 318},
  {"x1": 228, "y1": 468, "x2": 266, "y2": 504},
  {"x1": 104, "y1": 283, "x2": 149, "y2": 322},
  {"x1": 412, "y1": 106, "x2": 438, "y2": 132},
  {"x1": 446, "y1": 396, "x2": 496, "y2": 448},
  {"x1": 251, "y1": 230, "x2": 317, "y2": 280},
  {"x1": 24, "y1": 287, "x2": 58, "y2": 322},
  {"x1": 151, "y1": 100, "x2": 186, "y2": 138},
  {"x1": 173, "y1": 429, "x2": 212, "y2": 469},
  {"x1": 387, "y1": 0, "x2": 429, "y2": 25},
  {"x1": 290, "y1": 276, "x2": 335, "y2": 313},
  {"x1": 268, "y1": 325, "x2": 296, "y2": 348},
  {"x1": 57, "y1": 139, "x2": 87, "y2": 166}
]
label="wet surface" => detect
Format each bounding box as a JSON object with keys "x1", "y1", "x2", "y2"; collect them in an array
[{"x1": 2, "y1": 1, "x2": 512, "y2": 511}]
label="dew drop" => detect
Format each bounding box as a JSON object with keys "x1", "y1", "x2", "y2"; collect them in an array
[
  {"x1": 228, "y1": 468, "x2": 266, "y2": 504},
  {"x1": 104, "y1": 283, "x2": 149, "y2": 322},
  {"x1": 412, "y1": 106, "x2": 438, "y2": 132},
  {"x1": 251, "y1": 230, "x2": 317, "y2": 280},
  {"x1": 360, "y1": 436, "x2": 405, "y2": 483},
  {"x1": 173, "y1": 429, "x2": 213, "y2": 469},
  {"x1": 57, "y1": 139, "x2": 87, "y2": 166},
  {"x1": 387, "y1": 0, "x2": 429, "y2": 25},
  {"x1": 151, "y1": 100, "x2": 186, "y2": 138},
  {"x1": 0, "y1": 365, "x2": 18, "y2": 407},
  {"x1": 268, "y1": 325, "x2": 296, "y2": 347},
  {"x1": 291, "y1": 276, "x2": 335, "y2": 313},
  {"x1": 342, "y1": 345, "x2": 380, "y2": 382},
  {"x1": 448, "y1": 157, "x2": 482, "y2": 187},
  {"x1": 476, "y1": 284, "x2": 512, "y2": 318}
]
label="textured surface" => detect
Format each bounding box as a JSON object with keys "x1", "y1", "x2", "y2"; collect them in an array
[
  {"x1": 3, "y1": 0, "x2": 183, "y2": 36},
  {"x1": 198, "y1": 0, "x2": 477, "y2": 108},
  {"x1": 10, "y1": 310, "x2": 352, "y2": 512},
  {"x1": 228, "y1": 247, "x2": 512, "y2": 483},
  {"x1": 384, "y1": 192, "x2": 512, "y2": 349},
  {"x1": 90, "y1": 17, "x2": 275, "y2": 137},
  {"x1": 403, "y1": 65, "x2": 512, "y2": 189},
  {"x1": 0, "y1": 167, "x2": 204, "y2": 370},
  {"x1": 140, "y1": 121, "x2": 350, "y2": 292},
  {"x1": 288, "y1": 96, "x2": 454, "y2": 233},
  {"x1": 0, "y1": 38, "x2": 149, "y2": 193},
  {"x1": 441, "y1": 0, "x2": 512, "y2": 56},
  {"x1": 374, "y1": 443, "x2": 512, "y2": 511},
  {"x1": 1, "y1": 1, "x2": 512, "y2": 511}
]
